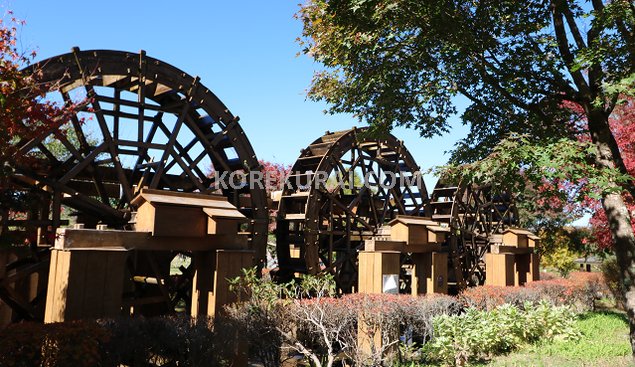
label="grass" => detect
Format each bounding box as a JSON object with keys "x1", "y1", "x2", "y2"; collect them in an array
[{"x1": 473, "y1": 311, "x2": 631, "y2": 367}]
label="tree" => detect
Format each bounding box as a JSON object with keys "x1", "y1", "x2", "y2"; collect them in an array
[
  {"x1": 0, "y1": 13, "x2": 78, "y2": 245},
  {"x1": 298, "y1": 0, "x2": 635, "y2": 354},
  {"x1": 589, "y1": 98, "x2": 635, "y2": 249}
]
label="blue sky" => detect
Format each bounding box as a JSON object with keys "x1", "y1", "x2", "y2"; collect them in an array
[{"x1": 7, "y1": 1, "x2": 469, "y2": 190}]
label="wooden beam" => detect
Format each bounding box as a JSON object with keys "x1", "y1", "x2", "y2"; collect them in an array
[
  {"x1": 55, "y1": 228, "x2": 248, "y2": 251},
  {"x1": 490, "y1": 244, "x2": 534, "y2": 255},
  {"x1": 364, "y1": 239, "x2": 405, "y2": 252}
]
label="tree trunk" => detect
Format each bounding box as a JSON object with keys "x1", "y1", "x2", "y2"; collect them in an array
[
  {"x1": 601, "y1": 192, "x2": 635, "y2": 357},
  {"x1": 587, "y1": 109, "x2": 635, "y2": 358}
]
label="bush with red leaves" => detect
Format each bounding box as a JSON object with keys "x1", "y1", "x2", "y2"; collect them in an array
[{"x1": 459, "y1": 271, "x2": 607, "y2": 313}]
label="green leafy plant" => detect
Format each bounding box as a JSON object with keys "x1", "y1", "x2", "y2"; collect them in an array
[
  {"x1": 423, "y1": 302, "x2": 581, "y2": 366},
  {"x1": 542, "y1": 245, "x2": 578, "y2": 278}
]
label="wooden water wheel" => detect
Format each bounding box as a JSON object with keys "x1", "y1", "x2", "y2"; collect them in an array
[
  {"x1": 1, "y1": 48, "x2": 268, "y2": 320},
  {"x1": 430, "y1": 180, "x2": 518, "y2": 289},
  {"x1": 275, "y1": 128, "x2": 428, "y2": 292}
]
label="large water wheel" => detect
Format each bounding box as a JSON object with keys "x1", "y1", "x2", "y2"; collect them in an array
[
  {"x1": 1, "y1": 48, "x2": 268, "y2": 319},
  {"x1": 275, "y1": 128, "x2": 428, "y2": 292},
  {"x1": 430, "y1": 180, "x2": 518, "y2": 289}
]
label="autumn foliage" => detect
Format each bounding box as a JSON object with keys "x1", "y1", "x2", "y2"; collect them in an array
[
  {"x1": 588, "y1": 98, "x2": 635, "y2": 249},
  {"x1": 259, "y1": 159, "x2": 291, "y2": 231},
  {"x1": 0, "y1": 13, "x2": 78, "y2": 171}
]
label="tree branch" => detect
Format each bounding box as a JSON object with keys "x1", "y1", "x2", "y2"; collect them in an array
[
  {"x1": 472, "y1": 54, "x2": 551, "y2": 122},
  {"x1": 563, "y1": 6, "x2": 587, "y2": 51},
  {"x1": 551, "y1": 0, "x2": 592, "y2": 100}
]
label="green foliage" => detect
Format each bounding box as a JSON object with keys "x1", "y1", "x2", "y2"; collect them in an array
[
  {"x1": 528, "y1": 311, "x2": 631, "y2": 359},
  {"x1": 539, "y1": 227, "x2": 592, "y2": 278},
  {"x1": 455, "y1": 312, "x2": 631, "y2": 366},
  {"x1": 542, "y1": 245, "x2": 578, "y2": 278},
  {"x1": 228, "y1": 267, "x2": 337, "y2": 305},
  {"x1": 298, "y1": 0, "x2": 633, "y2": 163},
  {"x1": 423, "y1": 302, "x2": 581, "y2": 366},
  {"x1": 439, "y1": 134, "x2": 630, "y2": 204},
  {"x1": 228, "y1": 267, "x2": 290, "y2": 308},
  {"x1": 436, "y1": 134, "x2": 632, "y2": 244}
]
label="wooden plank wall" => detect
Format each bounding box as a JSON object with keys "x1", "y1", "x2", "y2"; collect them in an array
[
  {"x1": 485, "y1": 253, "x2": 516, "y2": 287},
  {"x1": 191, "y1": 251, "x2": 216, "y2": 318},
  {"x1": 44, "y1": 249, "x2": 128, "y2": 323},
  {"x1": 357, "y1": 251, "x2": 400, "y2": 294},
  {"x1": 411, "y1": 252, "x2": 448, "y2": 295},
  {"x1": 210, "y1": 250, "x2": 254, "y2": 317}
]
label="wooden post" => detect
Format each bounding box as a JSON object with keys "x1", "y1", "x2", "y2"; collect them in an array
[
  {"x1": 44, "y1": 248, "x2": 128, "y2": 323},
  {"x1": 428, "y1": 252, "x2": 448, "y2": 294},
  {"x1": 515, "y1": 254, "x2": 529, "y2": 286},
  {"x1": 191, "y1": 251, "x2": 216, "y2": 317},
  {"x1": 357, "y1": 251, "x2": 401, "y2": 294},
  {"x1": 411, "y1": 252, "x2": 448, "y2": 295},
  {"x1": 191, "y1": 249, "x2": 254, "y2": 318},
  {"x1": 210, "y1": 250, "x2": 254, "y2": 316},
  {"x1": 195, "y1": 249, "x2": 252, "y2": 367},
  {"x1": 528, "y1": 253, "x2": 540, "y2": 282},
  {"x1": 485, "y1": 253, "x2": 515, "y2": 287},
  {"x1": 357, "y1": 251, "x2": 400, "y2": 358}
]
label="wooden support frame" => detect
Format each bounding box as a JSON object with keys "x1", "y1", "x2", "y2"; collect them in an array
[
  {"x1": 191, "y1": 250, "x2": 254, "y2": 318},
  {"x1": 44, "y1": 248, "x2": 128, "y2": 323},
  {"x1": 357, "y1": 251, "x2": 401, "y2": 294}
]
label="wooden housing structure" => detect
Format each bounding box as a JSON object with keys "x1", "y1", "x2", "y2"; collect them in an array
[
  {"x1": 486, "y1": 230, "x2": 540, "y2": 287},
  {"x1": 132, "y1": 189, "x2": 247, "y2": 237},
  {"x1": 527, "y1": 233, "x2": 540, "y2": 248},
  {"x1": 45, "y1": 190, "x2": 253, "y2": 323},
  {"x1": 501, "y1": 228, "x2": 536, "y2": 248},
  {"x1": 485, "y1": 252, "x2": 539, "y2": 287},
  {"x1": 388, "y1": 216, "x2": 449, "y2": 250}
]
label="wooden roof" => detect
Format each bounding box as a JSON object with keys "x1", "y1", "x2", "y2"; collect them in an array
[
  {"x1": 427, "y1": 225, "x2": 451, "y2": 233},
  {"x1": 388, "y1": 215, "x2": 449, "y2": 232},
  {"x1": 504, "y1": 228, "x2": 537, "y2": 237},
  {"x1": 131, "y1": 188, "x2": 234, "y2": 209},
  {"x1": 203, "y1": 207, "x2": 247, "y2": 221},
  {"x1": 388, "y1": 215, "x2": 441, "y2": 227}
]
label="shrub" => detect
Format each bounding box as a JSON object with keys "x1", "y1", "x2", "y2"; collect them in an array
[
  {"x1": 600, "y1": 256, "x2": 626, "y2": 309},
  {"x1": 223, "y1": 269, "x2": 606, "y2": 366},
  {"x1": 226, "y1": 269, "x2": 347, "y2": 367},
  {"x1": 459, "y1": 285, "x2": 541, "y2": 311},
  {"x1": 526, "y1": 276, "x2": 599, "y2": 312},
  {"x1": 423, "y1": 302, "x2": 581, "y2": 366},
  {"x1": 337, "y1": 294, "x2": 463, "y2": 366},
  {"x1": 0, "y1": 320, "x2": 109, "y2": 367},
  {"x1": 541, "y1": 244, "x2": 578, "y2": 277},
  {"x1": 224, "y1": 299, "x2": 285, "y2": 367},
  {"x1": 459, "y1": 271, "x2": 607, "y2": 313},
  {"x1": 98, "y1": 315, "x2": 226, "y2": 367}
]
